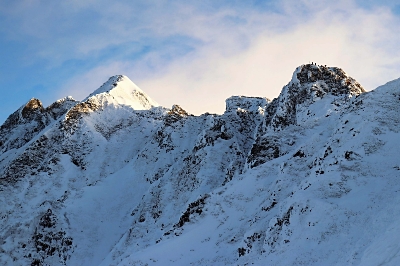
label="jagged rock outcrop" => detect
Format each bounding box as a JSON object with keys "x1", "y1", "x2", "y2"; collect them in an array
[
  {"x1": 165, "y1": 104, "x2": 190, "y2": 124},
  {"x1": 0, "y1": 97, "x2": 77, "y2": 154},
  {"x1": 21, "y1": 98, "x2": 45, "y2": 120},
  {"x1": 247, "y1": 64, "x2": 366, "y2": 168},
  {"x1": 295, "y1": 64, "x2": 364, "y2": 95},
  {"x1": 269, "y1": 63, "x2": 365, "y2": 130}
]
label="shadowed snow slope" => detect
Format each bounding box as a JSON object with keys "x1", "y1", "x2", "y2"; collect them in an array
[{"x1": 0, "y1": 64, "x2": 399, "y2": 266}]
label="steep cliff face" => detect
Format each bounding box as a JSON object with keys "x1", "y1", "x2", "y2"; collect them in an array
[{"x1": 0, "y1": 66, "x2": 399, "y2": 266}]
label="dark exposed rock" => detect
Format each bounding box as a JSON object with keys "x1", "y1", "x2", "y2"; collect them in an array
[
  {"x1": 1, "y1": 134, "x2": 51, "y2": 184},
  {"x1": 238, "y1": 247, "x2": 247, "y2": 257},
  {"x1": 39, "y1": 209, "x2": 57, "y2": 228},
  {"x1": 247, "y1": 136, "x2": 280, "y2": 168},
  {"x1": 21, "y1": 99, "x2": 45, "y2": 120},
  {"x1": 293, "y1": 150, "x2": 306, "y2": 158},
  {"x1": 173, "y1": 194, "x2": 209, "y2": 229},
  {"x1": 275, "y1": 206, "x2": 293, "y2": 227},
  {"x1": 238, "y1": 232, "x2": 264, "y2": 257},
  {"x1": 262, "y1": 201, "x2": 278, "y2": 212},
  {"x1": 265, "y1": 206, "x2": 294, "y2": 248},
  {"x1": 345, "y1": 151, "x2": 354, "y2": 160},
  {"x1": 30, "y1": 209, "x2": 73, "y2": 265},
  {"x1": 165, "y1": 104, "x2": 190, "y2": 125}
]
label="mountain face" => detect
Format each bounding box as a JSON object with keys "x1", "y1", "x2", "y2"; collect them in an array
[{"x1": 0, "y1": 64, "x2": 399, "y2": 266}]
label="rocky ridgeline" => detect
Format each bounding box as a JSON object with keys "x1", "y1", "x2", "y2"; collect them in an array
[
  {"x1": 0, "y1": 97, "x2": 77, "y2": 154},
  {"x1": 0, "y1": 64, "x2": 381, "y2": 265}
]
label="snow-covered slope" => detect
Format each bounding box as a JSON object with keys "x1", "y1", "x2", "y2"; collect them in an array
[{"x1": 0, "y1": 65, "x2": 399, "y2": 266}]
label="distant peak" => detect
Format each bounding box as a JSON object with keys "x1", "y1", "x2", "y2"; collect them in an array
[{"x1": 84, "y1": 75, "x2": 158, "y2": 110}]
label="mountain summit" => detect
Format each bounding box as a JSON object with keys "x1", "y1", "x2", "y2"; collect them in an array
[
  {"x1": 292, "y1": 63, "x2": 365, "y2": 95},
  {"x1": 0, "y1": 65, "x2": 399, "y2": 266},
  {"x1": 84, "y1": 75, "x2": 158, "y2": 109}
]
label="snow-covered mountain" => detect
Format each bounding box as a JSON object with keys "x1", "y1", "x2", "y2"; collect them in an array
[{"x1": 1, "y1": 64, "x2": 399, "y2": 266}]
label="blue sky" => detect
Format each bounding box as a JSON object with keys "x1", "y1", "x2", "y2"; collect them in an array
[{"x1": 1, "y1": 0, "x2": 400, "y2": 124}]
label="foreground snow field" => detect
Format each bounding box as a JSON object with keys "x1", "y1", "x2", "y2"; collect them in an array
[{"x1": 0, "y1": 64, "x2": 399, "y2": 265}]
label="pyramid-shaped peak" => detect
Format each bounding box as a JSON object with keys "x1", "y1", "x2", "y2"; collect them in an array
[{"x1": 85, "y1": 75, "x2": 158, "y2": 110}]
